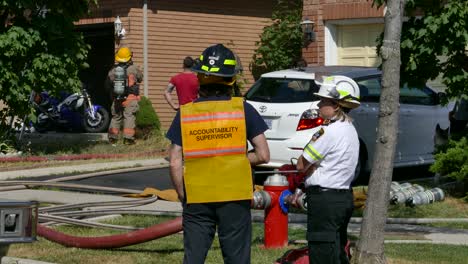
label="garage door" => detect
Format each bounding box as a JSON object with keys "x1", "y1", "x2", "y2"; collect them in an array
[{"x1": 337, "y1": 24, "x2": 384, "y2": 66}]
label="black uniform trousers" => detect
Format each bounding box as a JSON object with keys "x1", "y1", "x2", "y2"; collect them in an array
[
  {"x1": 306, "y1": 186, "x2": 354, "y2": 264},
  {"x1": 182, "y1": 200, "x2": 252, "y2": 264}
]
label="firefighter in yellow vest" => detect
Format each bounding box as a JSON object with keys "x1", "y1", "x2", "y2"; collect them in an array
[{"x1": 166, "y1": 44, "x2": 270, "y2": 264}]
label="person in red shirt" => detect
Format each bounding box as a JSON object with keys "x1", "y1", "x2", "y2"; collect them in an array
[{"x1": 164, "y1": 56, "x2": 199, "y2": 110}]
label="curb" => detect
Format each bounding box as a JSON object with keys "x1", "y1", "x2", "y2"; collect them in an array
[
  {"x1": 1, "y1": 257, "x2": 55, "y2": 264},
  {"x1": 0, "y1": 150, "x2": 167, "y2": 163},
  {"x1": 0, "y1": 158, "x2": 169, "y2": 180}
]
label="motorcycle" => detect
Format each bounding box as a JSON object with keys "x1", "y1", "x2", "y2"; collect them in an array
[{"x1": 29, "y1": 86, "x2": 110, "y2": 133}]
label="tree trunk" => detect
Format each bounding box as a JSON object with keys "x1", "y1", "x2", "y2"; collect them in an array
[{"x1": 353, "y1": 0, "x2": 406, "y2": 263}]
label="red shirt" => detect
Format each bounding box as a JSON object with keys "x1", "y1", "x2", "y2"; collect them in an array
[{"x1": 169, "y1": 72, "x2": 199, "y2": 105}]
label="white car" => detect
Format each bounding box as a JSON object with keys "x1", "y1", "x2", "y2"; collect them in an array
[{"x1": 245, "y1": 66, "x2": 452, "y2": 181}]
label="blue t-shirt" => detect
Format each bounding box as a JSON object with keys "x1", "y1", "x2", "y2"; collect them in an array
[{"x1": 166, "y1": 96, "x2": 268, "y2": 146}]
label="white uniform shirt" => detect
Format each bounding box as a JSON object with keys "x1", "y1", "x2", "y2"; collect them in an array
[{"x1": 302, "y1": 120, "x2": 359, "y2": 189}]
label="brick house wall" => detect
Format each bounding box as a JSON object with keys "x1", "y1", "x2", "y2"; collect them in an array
[{"x1": 76, "y1": 0, "x2": 272, "y2": 129}]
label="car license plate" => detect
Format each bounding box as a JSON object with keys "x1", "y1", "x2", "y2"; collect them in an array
[{"x1": 263, "y1": 118, "x2": 272, "y2": 130}]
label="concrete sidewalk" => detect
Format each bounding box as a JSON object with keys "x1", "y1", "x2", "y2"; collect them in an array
[
  {"x1": 0, "y1": 189, "x2": 182, "y2": 214},
  {"x1": 1, "y1": 257, "x2": 53, "y2": 264},
  {"x1": 0, "y1": 158, "x2": 169, "y2": 180}
]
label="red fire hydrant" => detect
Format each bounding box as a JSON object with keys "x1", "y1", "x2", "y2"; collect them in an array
[{"x1": 263, "y1": 173, "x2": 291, "y2": 248}]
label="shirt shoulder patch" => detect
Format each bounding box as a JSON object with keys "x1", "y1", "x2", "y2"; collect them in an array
[{"x1": 311, "y1": 128, "x2": 325, "y2": 142}]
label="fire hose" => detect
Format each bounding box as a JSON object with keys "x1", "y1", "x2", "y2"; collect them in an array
[
  {"x1": 37, "y1": 193, "x2": 184, "y2": 248},
  {"x1": 0, "y1": 176, "x2": 186, "y2": 249},
  {"x1": 0, "y1": 172, "x2": 283, "y2": 249},
  {"x1": 36, "y1": 193, "x2": 184, "y2": 249},
  {"x1": 37, "y1": 217, "x2": 183, "y2": 249},
  {"x1": 1, "y1": 166, "x2": 462, "y2": 250}
]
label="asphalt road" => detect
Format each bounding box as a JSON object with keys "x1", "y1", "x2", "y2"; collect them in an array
[
  {"x1": 69, "y1": 168, "x2": 174, "y2": 190},
  {"x1": 20, "y1": 165, "x2": 438, "y2": 192},
  {"x1": 254, "y1": 164, "x2": 437, "y2": 186},
  {"x1": 23, "y1": 167, "x2": 175, "y2": 191}
]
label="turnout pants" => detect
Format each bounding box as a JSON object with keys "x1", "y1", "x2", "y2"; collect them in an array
[
  {"x1": 306, "y1": 187, "x2": 354, "y2": 264},
  {"x1": 108, "y1": 99, "x2": 139, "y2": 140},
  {"x1": 182, "y1": 200, "x2": 251, "y2": 264}
]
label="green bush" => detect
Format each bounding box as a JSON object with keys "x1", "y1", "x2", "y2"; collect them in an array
[
  {"x1": 430, "y1": 137, "x2": 468, "y2": 197},
  {"x1": 250, "y1": 0, "x2": 303, "y2": 80},
  {"x1": 430, "y1": 137, "x2": 468, "y2": 181},
  {"x1": 135, "y1": 96, "x2": 160, "y2": 139}
]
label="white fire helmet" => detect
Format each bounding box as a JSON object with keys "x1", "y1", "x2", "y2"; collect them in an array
[{"x1": 314, "y1": 75, "x2": 360, "y2": 109}]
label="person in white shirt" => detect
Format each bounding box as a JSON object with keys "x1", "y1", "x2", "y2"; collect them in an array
[{"x1": 296, "y1": 75, "x2": 361, "y2": 264}]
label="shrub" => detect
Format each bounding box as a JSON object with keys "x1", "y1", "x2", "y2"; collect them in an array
[
  {"x1": 430, "y1": 137, "x2": 468, "y2": 197},
  {"x1": 135, "y1": 96, "x2": 160, "y2": 139},
  {"x1": 250, "y1": 0, "x2": 303, "y2": 80}
]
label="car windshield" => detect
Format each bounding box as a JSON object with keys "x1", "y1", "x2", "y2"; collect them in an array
[{"x1": 245, "y1": 78, "x2": 320, "y2": 103}]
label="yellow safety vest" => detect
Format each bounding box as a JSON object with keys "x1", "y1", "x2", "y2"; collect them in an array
[{"x1": 181, "y1": 97, "x2": 253, "y2": 203}]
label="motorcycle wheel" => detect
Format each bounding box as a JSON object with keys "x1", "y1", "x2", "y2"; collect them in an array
[{"x1": 82, "y1": 108, "x2": 110, "y2": 133}]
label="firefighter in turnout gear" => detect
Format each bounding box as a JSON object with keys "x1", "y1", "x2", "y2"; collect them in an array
[
  {"x1": 106, "y1": 47, "x2": 143, "y2": 145},
  {"x1": 166, "y1": 44, "x2": 270, "y2": 264},
  {"x1": 296, "y1": 75, "x2": 360, "y2": 264}
]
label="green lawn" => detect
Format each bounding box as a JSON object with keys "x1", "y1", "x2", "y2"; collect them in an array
[
  {"x1": 385, "y1": 244, "x2": 468, "y2": 264},
  {"x1": 7, "y1": 214, "x2": 468, "y2": 264},
  {"x1": 4, "y1": 135, "x2": 467, "y2": 263}
]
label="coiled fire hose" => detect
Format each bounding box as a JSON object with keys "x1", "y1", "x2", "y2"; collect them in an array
[{"x1": 0, "y1": 177, "x2": 184, "y2": 249}]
